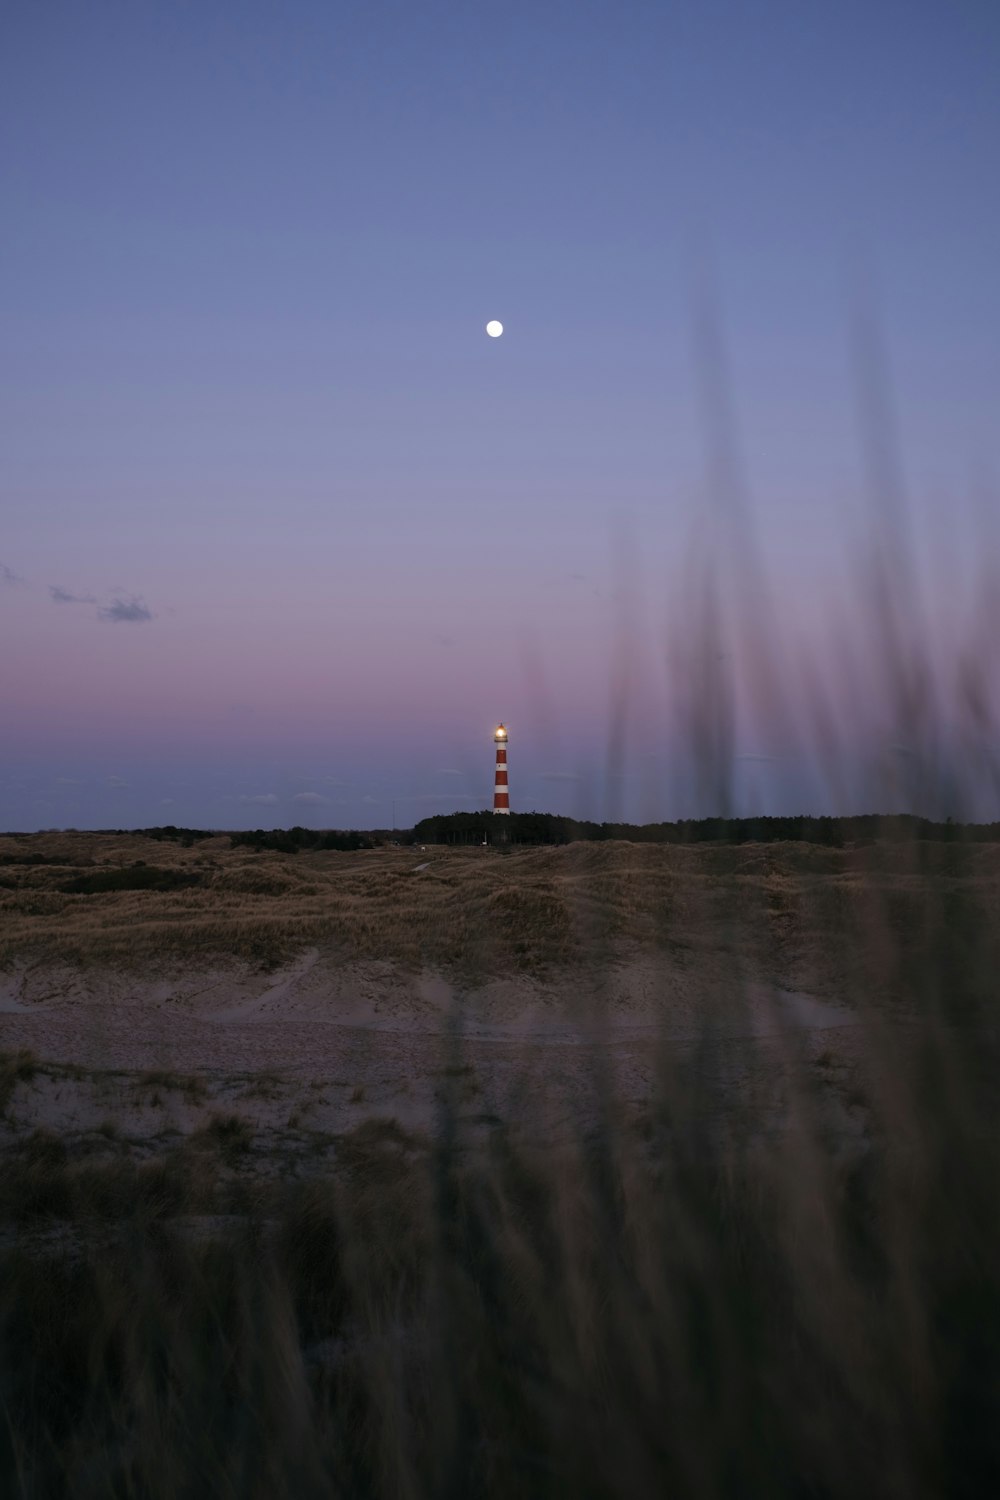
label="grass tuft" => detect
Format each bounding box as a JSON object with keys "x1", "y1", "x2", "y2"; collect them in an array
[{"x1": 0, "y1": 1049, "x2": 39, "y2": 1114}]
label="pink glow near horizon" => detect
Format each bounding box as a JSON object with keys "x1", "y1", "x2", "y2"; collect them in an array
[{"x1": 4, "y1": 502, "x2": 997, "y2": 830}]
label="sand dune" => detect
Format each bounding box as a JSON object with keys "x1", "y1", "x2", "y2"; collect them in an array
[{"x1": 2, "y1": 833, "x2": 993, "y2": 1157}]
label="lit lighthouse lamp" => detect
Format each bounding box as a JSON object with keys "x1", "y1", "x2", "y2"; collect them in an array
[{"x1": 493, "y1": 724, "x2": 510, "y2": 815}]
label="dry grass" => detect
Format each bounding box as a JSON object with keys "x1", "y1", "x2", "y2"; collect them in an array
[
  {"x1": 2, "y1": 833, "x2": 999, "y2": 997},
  {"x1": 1, "y1": 832, "x2": 999, "y2": 1496},
  {"x1": 1, "y1": 1014, "x2": 998, "y2": 1498},
  {"x1": 0, "y1": 1049, "x2": 38, "y2": 1115}
]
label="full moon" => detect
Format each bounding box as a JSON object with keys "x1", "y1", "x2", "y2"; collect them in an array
[{"x1": 485, "y1": 320, "x2": 503, "y2": 338}]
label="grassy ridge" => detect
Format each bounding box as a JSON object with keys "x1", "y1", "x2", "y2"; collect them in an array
[{"x1": 2, "y1": 832, "x2": 999, "y2": 989}]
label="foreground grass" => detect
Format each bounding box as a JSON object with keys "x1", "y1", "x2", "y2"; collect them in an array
[
  {"x1": 1, "y1": 1029, "x2": 998, "y2": 1499},
  {"x1": 1, "y1": 833, "x2": 999, "y2": 1496}
]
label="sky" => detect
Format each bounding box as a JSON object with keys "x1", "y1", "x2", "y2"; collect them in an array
[{"x1": 2, "y1": 0, "x2": 998, "y2": 829}]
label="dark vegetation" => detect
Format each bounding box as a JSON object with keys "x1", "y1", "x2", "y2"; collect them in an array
[
  {"x1": 57, "y1": 864, "x2": 204, "y2": 895},
  {"x1": 230, "y1": 826, "x2": 375, "y2": 853},
  {"x1": 7, "y1": 814, "x2": 999, "y2": 851},
  {"x1": 0, "y1": 850, "x2": 97, "y2": 866},
  {"x1": 413, "y1": 808, "x2": 1000, "y2": 845},
  {"x1": 137, "y1": 824, "x2": 217, "y2": 846}
]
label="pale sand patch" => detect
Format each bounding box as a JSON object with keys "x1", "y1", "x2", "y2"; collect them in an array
[
  {"x1": 0, "y1": 948, "x2": 868, "y2": 1157},
  {"x1": 204, "y1": 947, "x2": 321, "y2": 1021},
  {"x1": 1, "y1": 947, "x2": 859, "y2": 1051}
]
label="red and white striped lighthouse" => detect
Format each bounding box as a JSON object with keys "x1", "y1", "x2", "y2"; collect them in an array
[{"x1": 493, "y1": 724, "x2": 510, "y2": 814}]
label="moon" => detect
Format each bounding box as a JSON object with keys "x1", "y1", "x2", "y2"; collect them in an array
[{"x1": 485, "y1": 320, "x2": 504, "y2": 338}]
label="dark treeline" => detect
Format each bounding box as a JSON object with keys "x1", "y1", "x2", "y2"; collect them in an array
[
  {"x1": 84, "y1": 826, "x2": 376, "y2": 852},
  {"x1": 412, "y1": 810, "x2": 1000, "y2": 846},
  {"x1": 137, "y1": 825, "x2": 217, "y2": 846},
  {"x1": 229, "y1": 826, "x2": 374, "y2": 853},
  {"x1": 10, "y1": 817, "x2": 1000, "y2": 850}
]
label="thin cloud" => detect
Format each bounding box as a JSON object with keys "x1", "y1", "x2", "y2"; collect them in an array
[
  {"x1": 99, "y1": 596, "x2": 153, "y2": 623},
  {"x1": 50, "y1": 586, "x2": 96, "y2": 605},
  {"x1": 1, "y1": 563, "x2": 24, "y2": 586},
  {"x1": 106, "y1": 776, "x2": 129, "y2": 789},
  {"x1": 55, "y1": 777, "x2": 83, "y2": 786},
  {"x1": 538, "y1": 770, "x2": 582, "y2": 783},
  {"x1": 566, "y1": 571, "x2": 602, "y2": 598},
  {"x1": 435, "y1": 768, "x2": 465, "y2": 777},
  {"x1": 293, "y1": 791, "x2": 329, "y2": 805},
  {"x1": 240, "y1": 793, "x2": 278, "y2": 805},
  {"x1": 51, "y1": 586, "x2": 153, "y2": 621}
]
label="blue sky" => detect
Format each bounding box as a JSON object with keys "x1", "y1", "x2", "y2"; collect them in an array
[{"x1": 2, "y1": 1, "x2": 998, "y2": 828}]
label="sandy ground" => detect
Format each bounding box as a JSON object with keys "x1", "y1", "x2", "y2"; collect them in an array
[{"x1": 1, "y1": 948, "x2": 870, "y2": 1159}]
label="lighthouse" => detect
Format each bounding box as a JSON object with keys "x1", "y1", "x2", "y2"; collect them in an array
[{"x1": 493, "y1": 724, "x2": 510, "y2": 814}]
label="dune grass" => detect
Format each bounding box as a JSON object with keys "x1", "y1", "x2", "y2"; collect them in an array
[
  {"x1": 1, "y1": 1011, "x2": 998, "y2": 1497},
  {"x1": 2, "y1": 833, "x2": 998, "y2": 1000},
  {"x1": 0, "y1": 829, "x2": 998, "y2": 1495}
]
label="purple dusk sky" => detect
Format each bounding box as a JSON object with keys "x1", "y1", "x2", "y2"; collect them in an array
[{"x1": 2, "y1": 1, "x2": 998, "y2": 830}]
